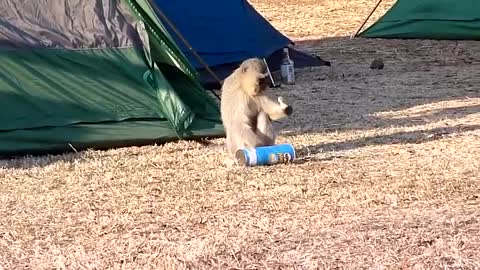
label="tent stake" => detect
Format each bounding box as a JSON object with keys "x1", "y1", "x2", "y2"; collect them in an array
[
  {"x1": 147, "y1": 0, "x2": 222, "y2": 99},
  {"x1": 350, "y1": 0, "x2": 384, "y2": 38}
]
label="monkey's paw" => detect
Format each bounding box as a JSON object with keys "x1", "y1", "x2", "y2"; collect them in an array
[{"x1": 278, "y1": 97, "x2": 293, "y2": 116}]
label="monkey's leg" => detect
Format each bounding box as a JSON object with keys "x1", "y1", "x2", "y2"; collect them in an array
[
  {"x1": 256, "y1": 111, "x2": 276, "y2": 146},
  {"x1": 227, "y1": 122, "x2": 264, "y2": 153},
  {"x1": 225, "y1": 132, "x2": 237, "y2": 155}
]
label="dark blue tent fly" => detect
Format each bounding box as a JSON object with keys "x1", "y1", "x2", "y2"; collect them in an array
[{"x1": 151, "y1": 0, "x2": 330, "y2": 89}]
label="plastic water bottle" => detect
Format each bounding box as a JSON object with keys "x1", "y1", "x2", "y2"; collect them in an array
[
  {"x1": 235, "y1": 144, "x2": 296, "y2": 166},
  {"x1": 280, "y1": 48, "x2": 295, "y2": 84}
]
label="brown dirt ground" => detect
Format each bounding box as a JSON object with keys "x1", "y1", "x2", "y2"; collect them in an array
[{"x1": 1, "y1": 0, "x2": 480, "y2": 269}]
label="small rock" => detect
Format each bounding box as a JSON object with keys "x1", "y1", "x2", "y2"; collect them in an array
[{"x1": 370, "y1": 59, "x2": 384, "y2": 70}]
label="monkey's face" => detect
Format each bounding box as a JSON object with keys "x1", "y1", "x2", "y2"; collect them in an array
[
  {"x1": 257, "y1": 74, "x2": 270, "y2": 92},
  {"x1": 239, "y1": 58, "x2": 270, "y2": 96},
  {"x1": 241, "y1": 71, "x2": 269, "y2": 96},
  {"x1": 244, "y1": 72, "x2": 269, "y2": 96}
]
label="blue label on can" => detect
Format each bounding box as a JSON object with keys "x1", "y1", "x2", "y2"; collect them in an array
[{"x1": 240, "y1": 144, "x2": 296, "y2": 166}]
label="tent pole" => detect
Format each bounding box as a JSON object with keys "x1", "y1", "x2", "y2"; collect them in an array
[
  {"x1": 148, "y1": 1, "x2": 223, "y2": 96},
  {"x1": 350, "y1": 0, "x2": 384, "y2": 38},
  {"x1": 262, "y1": 58, "x2": 280, "y2": 88}
]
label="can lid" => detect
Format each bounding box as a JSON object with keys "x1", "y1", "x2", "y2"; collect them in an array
[{"x1": 235, "y1": 150, "x2": 248, "y2": 166}]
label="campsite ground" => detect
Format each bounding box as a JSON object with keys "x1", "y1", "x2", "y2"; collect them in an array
[{"x1": 1, "y1": 0, "x2": 479, "y2": 269}]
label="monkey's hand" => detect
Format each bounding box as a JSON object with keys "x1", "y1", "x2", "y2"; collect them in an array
[
  {"x1": 257, "y1": 95, "x2": 292, "y2": 121},
  {"x1": 278, "y1": 97, "x2": 293, "y2": 116}
]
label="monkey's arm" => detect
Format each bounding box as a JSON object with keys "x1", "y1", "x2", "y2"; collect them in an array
[{"x1": 257, "y1": 95, "x2": 293, "y2": 121}]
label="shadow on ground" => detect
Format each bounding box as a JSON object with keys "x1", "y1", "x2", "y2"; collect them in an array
[
  {"x1": 272, "y1": 36, "x2": 480, "y2": 137},
  {"x1": 292, "y1": 124, "x2": 480, "y2": 164}
]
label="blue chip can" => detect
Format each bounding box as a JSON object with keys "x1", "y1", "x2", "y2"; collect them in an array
[{"x1": 235, "y1": 144, "x2": 296, "y2": 166}]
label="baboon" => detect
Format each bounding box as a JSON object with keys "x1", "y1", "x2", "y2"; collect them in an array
[{"x1": 220, "y1": 58, "x2": 293, "y2": 155}]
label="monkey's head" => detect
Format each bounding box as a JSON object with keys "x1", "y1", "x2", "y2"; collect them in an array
[{"x1": 238, "y1": 58, "x2": 270, "y2": 96}]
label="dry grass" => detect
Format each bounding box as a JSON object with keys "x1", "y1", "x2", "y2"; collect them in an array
[
  {"x1": 1, "y1": 0, "x2": 480, "y2": 269},
  {"x1": 249, "y1": 0, "x2": 397, "y2": 39}
]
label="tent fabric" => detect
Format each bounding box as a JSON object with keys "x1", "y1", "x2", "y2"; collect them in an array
[
  {"x1": 0, "y1": 0, "x2": 224, "y2": 157},
  {"x1": 153, "y1": 0, "x2": 292, "y2": 69},
  {"x1": 0, "y1": 48, "x2": 161, "y2": 131},
  {"x1": 0, "y1": 119, "x2": 224, "y2": 157},
  {"x1": 359, "y1": 0, "x2": 480, "y2": 40},
  {"x1": 0, "y1": 0, "x2": 142, "y2": 50},
  {"x1": 152, "y1": 0, "x2": 330, "y2": 89}
]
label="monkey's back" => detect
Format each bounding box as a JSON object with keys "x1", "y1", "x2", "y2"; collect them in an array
[{"x1": 220, "y1": 73, "x2": 259, "y2": 130}]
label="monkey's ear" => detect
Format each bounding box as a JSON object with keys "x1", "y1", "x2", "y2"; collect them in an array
[{"x1": 242, "y1": 65, "x2": 248, "y2": 73}]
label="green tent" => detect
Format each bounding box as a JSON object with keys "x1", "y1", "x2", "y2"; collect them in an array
[
  {"x1": 0, "y1": 0, "x2": 224, "y2": 157},
  {"x1": 358, "y1": 0, "x2": 480, "y2": 40}
]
